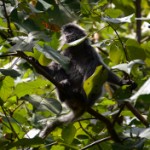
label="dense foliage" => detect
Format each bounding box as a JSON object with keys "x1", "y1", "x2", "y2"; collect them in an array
[{"x1": 0, "y1": 0, "x2": 150, "y2": 149}]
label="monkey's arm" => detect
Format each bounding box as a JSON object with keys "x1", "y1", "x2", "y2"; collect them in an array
[{"x1": 16, "y1": 51, "x2": 69, "y2": 91}]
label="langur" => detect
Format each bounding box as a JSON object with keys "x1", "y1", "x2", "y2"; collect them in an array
[
  {"x1": 38, "y1": 23, "x2": 133, "y2": 141},
  {"x1": 1, "y1": 23, "x2": 147, "y2": 142},
  {"x1": 47, "y1": 23, "x2": 125, "y2": 110}
]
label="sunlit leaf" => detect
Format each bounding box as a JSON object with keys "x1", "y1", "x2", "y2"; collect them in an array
[
  {"x1": 126, "y1": 39, "x2": 146, "y2": 60},
  {"x1": 112, "y1": 59, "x2": 144, "y2": 74},
  {"x1": 0, "y1": 26, "x2": 8, "y2": 30},
  {"x1": 60, "y1": 36, "x2": 87, "y2": 50},
  {"x1": 83, "y1": 65, "x2": 108, "y2": 101},
  {"x1": 105, "y1": 8, "x2": 123, "y2": 18},
  {"x1": 14, "y1": 78, "x2": 49, "y2": 98},
  {"x1": 7, "y1": 137, "x2": 44, "y2": 149},
  {"x1": 38, "y1": 0, "x2": 53, "y2": 10},
  {"x1": 100, "y1": 98, "x2": 115, "y2": 106},
  {"x1": 61, "y1": 124, "x2": 76, "y2": 144},
  {"x1": 139, "y1": 128, "x2": 150, "y2": 139},
  {"x1": 24, "y1": 129, "x2": 40, "y2": 138},
  {"x1": 0, "y1": 76, "x2": 14, "y2": 101},
  {"x1": 109, "y1": 41, "x2": 124, "y2": 64},
  {"x1": 80, "y1": 0, "x2": 91, "y2": 15},
  {"x1": 28, "y1": 4, "x2": 43, "y2": 13},
  {"x1": 102, "y1": 14, "x2": 134, "y2": 24},
  {"x1": 130, "y1": 78, "x2": 150, "y2": 102}
]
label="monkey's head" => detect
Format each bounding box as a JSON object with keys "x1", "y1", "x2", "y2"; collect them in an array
[{"x1": 61, "y1": 23, "x2": 87, "y2": 43}]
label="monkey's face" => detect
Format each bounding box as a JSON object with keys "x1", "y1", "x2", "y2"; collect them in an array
[{"x1": 61, "y1": 23, "x2": 86, "y2": 43}]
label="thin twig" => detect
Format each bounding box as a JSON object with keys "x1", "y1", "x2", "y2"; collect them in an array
[
  {"x1": 0, "y1": 53, "x2": 18, "y2": 58},
  {"x1": 112, "y1": 103, "x2": 125, "y2": 126},
  {"x1": 78, "y1": 121, "x2": 101, "y2": 150},
  {"x1": 134, "y1": 0, "x2": 141, "y2": 43},
  {"x1": 78, "y1": 121, "x2": 94, "y2": 139},
  {"x1": 108, "y1": 23, "x2": 129, "y2": 61},
  {"x1": 90, "y1": 9, "x2": 129, "y2": 61},
  {"x1": 1, "y1": 106, "x2": 19, "y2": 140},
  {"x1": 81, "y1": 136, "x2": 111, "y2": 150},
  {"x1": 87, "y1": 107, "x2": 121, "y2": 143},
  {"x1": 11, "y1": 101, "x2": 25, "y2": 116},
  {"x1": 2, "y1": 0, "x2": 14, "y2": 37}
]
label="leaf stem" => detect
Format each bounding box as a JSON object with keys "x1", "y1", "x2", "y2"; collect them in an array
[{"x1": 2, "y1": 0, "x2": 14, "y2": 37}]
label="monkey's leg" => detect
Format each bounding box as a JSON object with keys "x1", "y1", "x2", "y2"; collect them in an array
[
  {"x1": 39, "y1": 112, "x2": 75, "y2": 139},
  {"x1": 39, "y1": 103, "x2": 86, "y2": 139}
]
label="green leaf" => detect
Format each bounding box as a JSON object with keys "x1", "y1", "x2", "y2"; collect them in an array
[
  {"x1": 62, "y1": 124, "x2": 76, "y2": 144},
  {"x1": 105, "y1": 9, "x2": 123, "y2": 18},
  {"x1": 83, "y1": 65, "x2": 108, "y2": 100},
  {"x1": 109, "y1": 41, "x2": 125, "y2": 64},
  {"x1": 80, "y1": 0, "x2": 91, "y2": 15},
  {"x1": 24, "y1": 128, "x2": 40, "y2": 138},
  {"x1": 25, "y1": 95, "x2": 62, "y2": 115},
  {"x1": 12, "y1": 105, "x2": 29, "y2": 123},
  {"x1": 35, "y1": 44, "x2": 70, "y2": 71},
  {"x1": 0, "y1": 69, "x2": 20, "y2": 78},
  {"x1": 37, "y1": 0, "x2": 53, "y2": 10},
  {"x1": 139, "y1": 128, "x2": 150, "y2": 139},
  {"x1": 14, "y1": 78, "x2": 49, "y2": 98},
  {"x1": 9, "y1": 32, "x2": 48, "y2": 52},
  {"x1": 97, "y1": 0, "x2": 108, "y2": 7},
  {"x1": 100, "y1": 98, "x2": 115, "y2": 106},
  {"x1": 7, "y1": 137, "x2": 44, "y2": 149},
  {"x1": 114, "y1": 85, "x2": 133, "y2": 100},
  {"x1": 51, "y1": 145, "x2": 65, "y2": 150},
  {"x1": 126, "y1": 39, "x2": 146, "y2": 60},
  {"x1": 0, "y1": 76, "x2": 14, "y2": 101},
  {"x1": 130, "y1": 78, "x2": 150, "y2": 102}
]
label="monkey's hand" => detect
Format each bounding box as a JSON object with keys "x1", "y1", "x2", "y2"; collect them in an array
[
  {"x1": 121, "y1": 79, "x2": 137, "y2": 91},
  {"x1": 60, "y1": 79, "x2": 71, "y2": 86}
]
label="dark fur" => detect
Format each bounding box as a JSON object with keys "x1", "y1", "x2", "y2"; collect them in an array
[{"x1": 47, "y1": 23, "x2": 123, "y2": 118}]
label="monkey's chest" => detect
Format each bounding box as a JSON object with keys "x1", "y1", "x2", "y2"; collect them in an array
[{"x1": 67, "y1": 62, "x2": 85, "y2": 87}]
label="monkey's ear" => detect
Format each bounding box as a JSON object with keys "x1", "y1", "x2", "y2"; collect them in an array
[{"x1": 83, "y1": 65, "x2": 108, "y2": 101}]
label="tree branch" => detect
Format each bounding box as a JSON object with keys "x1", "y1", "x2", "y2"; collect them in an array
[
  {"x1": 2, "y1": 0, "x2": 14, "y2": 37},
  {"x1": 1, "y1": 51, "x2": 149, "y2": 143},
  {"x1": 1, "y1": 106, "x2": 19, "y2": 140},
  {"x1": 0, "y1": 51, "x2": 121, "y2": 142},
  {"x1": 125, "y1": 101, "x2": 149, "y2": 127},
  {"x1": 134, "y1": 0, "x2": 141, "y2": 43},
  {"x1": 87, "y1": 107, "x2": 121, "y2": 143},
  {"x1": 15, "y1": 51, "x2": 64, "y2": 90},
  {"x1": 81, "y1": 136, "x2": 111, "y2": 150},
  {"x1": 108, "y1": 23, "x2": 129, "y2": 61}
]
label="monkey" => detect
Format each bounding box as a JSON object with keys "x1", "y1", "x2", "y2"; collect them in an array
[
  {"x1": 11, "y1": 23, "x2": 138, "y2": 141},
  {"x1": 0, "y1": 22, "x2": 147, "y2": 143},
  {"x1": 43, "y1": 23, "x2": 128, "y2": 120},
  {"x1": 3, "y1": 23, "x2": 145, "y2": 141},
  {"x1": 36, "y1": 23, "x2": 136, "y2": 140}
]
